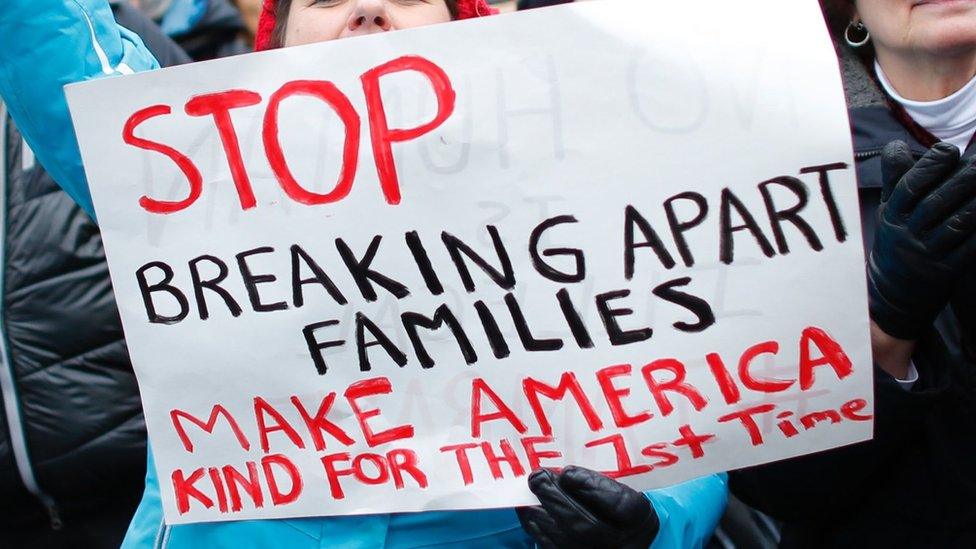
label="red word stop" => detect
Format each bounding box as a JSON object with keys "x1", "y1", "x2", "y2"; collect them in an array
[{"x1": 123, "y1": 55, "x2": 456, "y2": 214}]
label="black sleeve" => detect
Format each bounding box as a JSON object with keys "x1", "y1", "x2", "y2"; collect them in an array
[
  {"x1": 730, "y1": 351, "x2": 948, "y2": 522},
  {"x1": 111, "y1": 3, "x2": 193, "y2": 69}
]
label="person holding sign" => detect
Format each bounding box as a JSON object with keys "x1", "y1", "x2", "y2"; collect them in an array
[
  {"x1": 732, "y1": 1, "x2": 976, "y2": 546},
  {"x1": 0, "y1": 0, "x2": 729, "y2": 548}
]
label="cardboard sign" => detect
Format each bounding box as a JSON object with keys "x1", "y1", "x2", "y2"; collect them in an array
[{"x1": 66, "y1": 0, "x2": 871, "y2": 524}]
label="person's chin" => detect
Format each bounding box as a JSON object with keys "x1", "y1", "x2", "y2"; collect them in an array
[
  {"x1": 909, "y1": 19, "x2": 976, "y2": 53},
  {"x1": 926, "y1": 31, "x2": 976, "y2": 54}
]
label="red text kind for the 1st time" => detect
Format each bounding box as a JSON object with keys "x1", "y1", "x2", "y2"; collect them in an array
[{"x1": 168, "y1": 326, "x2": 867, "y2": 516}]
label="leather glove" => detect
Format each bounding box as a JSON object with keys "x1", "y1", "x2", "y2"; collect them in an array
[
  {"x1": 868, "y1": 140, "x2": 976, "y2": 339},
  {"x1": 516, "y1": 466, "x2": 659, "y2": 549}
]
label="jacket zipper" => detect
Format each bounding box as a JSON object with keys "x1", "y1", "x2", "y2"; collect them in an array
[
  {"x1": 154, "y1": 519, "x2": 170, "y2": 549},
  {"x1": 854, "y1": 149, "x2": 882, "y2": 160},
  {"x1": 854, "y1": 148, "x2": 930, "y2": 161},
  {"x1": 0, "y1": 102, "x2": 63, "y2": 530}
]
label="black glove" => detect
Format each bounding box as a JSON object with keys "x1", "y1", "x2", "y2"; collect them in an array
[
  {"x1": 516, "y1": 467, "x2": 659, "y2": 549},
  {"x1": 868, "y1": 140, "x2": 976, "y2": 339}
]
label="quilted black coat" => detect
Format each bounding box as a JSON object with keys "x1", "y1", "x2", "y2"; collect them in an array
[{"x1": 0, "y1": 2, "x2": 190, "y2": 536}]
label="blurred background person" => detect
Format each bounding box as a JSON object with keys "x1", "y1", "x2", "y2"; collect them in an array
[
  {"x1": 128, "y1": 0, "x2": 250, "y2": 59},
  {"x1": 732, "y1": 1, "x2": 976, "y2": 547},
  {"x1": 230, "y1": 0, "x2": 263, "y2": 45}
]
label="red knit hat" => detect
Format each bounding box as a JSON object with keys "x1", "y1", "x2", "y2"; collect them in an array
[{"x1": 255, "y1": 0, "x2": 498, "y2": 51}]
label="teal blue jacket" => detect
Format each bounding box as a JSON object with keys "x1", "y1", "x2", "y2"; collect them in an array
[{"x1": 0, "y1": 1, "x2": 728, "y2": 547}]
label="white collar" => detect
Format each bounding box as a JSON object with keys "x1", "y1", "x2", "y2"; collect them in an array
[{"x1": 875, "y1": 61, "x2": 976, "y2": 152}]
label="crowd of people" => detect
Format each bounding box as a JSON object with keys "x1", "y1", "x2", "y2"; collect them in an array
[{"x1": 0, "y1": 0, "x2": 974, "y2": 547}]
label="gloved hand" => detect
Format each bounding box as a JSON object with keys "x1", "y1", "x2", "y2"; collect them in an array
[
  {"x1": 516, "y1": 466, "x2": 659, "y2": 549},
  {"x1": 868, "y1": 140, "x2": 976, "y2": 339}
]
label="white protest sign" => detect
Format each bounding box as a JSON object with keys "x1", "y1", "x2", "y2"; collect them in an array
[{"x1": 66, "y1": 0, "x2": 871, "y2": 524}]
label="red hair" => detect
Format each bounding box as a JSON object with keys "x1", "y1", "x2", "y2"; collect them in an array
[{"x1": 255, "y1": 0, "x2": 498, "y2": 51}]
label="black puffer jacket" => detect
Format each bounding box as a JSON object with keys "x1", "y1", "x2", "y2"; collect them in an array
[
  {"x1": 730, "y1": 49, "x2": 976, "y2": 547},
  {"x1": 0, "y1": 2, "x2": 190, "y2": 535}
]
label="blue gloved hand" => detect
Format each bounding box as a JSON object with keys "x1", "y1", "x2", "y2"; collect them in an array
[
  {"x1": 868, "y1": 140, "x2": 976, "y2": 339},
  {"x1": 516, "y1": 466, "x2": 659, "y2": 549}
]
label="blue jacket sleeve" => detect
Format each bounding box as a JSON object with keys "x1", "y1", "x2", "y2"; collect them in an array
[
  {"x1": 647, "y1": 473, "x2": 728, "y2": 549},
  {"x1": 0, "y1": 0, "x2": 159, "y2": 219}
]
